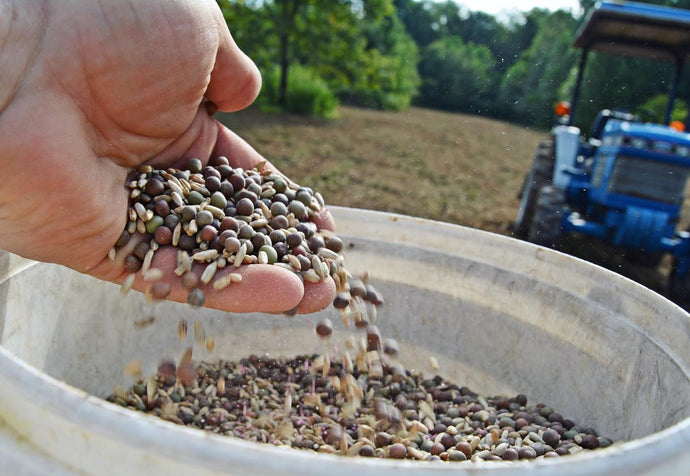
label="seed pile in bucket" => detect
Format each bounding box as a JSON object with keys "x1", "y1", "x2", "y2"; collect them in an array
[
  {"x1": 113, "y1": 156, "x2": 382, "y2": 318},
  {"x1": 109, "y1": 346, "x2": 613, "y2": 462}
]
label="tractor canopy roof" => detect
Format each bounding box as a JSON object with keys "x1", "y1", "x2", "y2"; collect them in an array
[{"x1": 573, "y1": 1, "x2": 690, "y2": 63}]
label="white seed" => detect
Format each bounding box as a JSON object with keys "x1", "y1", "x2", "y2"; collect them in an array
[
  {"x1": 143, "y1": 268, "x2": 163, "y2": 282},
  {"x1": 257, "y1": 250, "x2": 268, "y2": 264},
  {"x1": 212, "y1": 274, "x2": 234, "y2": 290},
  {"x1": 171, "y1": 191, "x2": 184, "y2": 208},
  {"x1": 167, "y1": 180, "x2": 183, "y2": 197},
  {"x1": 186, "y1": 219, "x2": 198, "y2": 236},
  {"x1": 130, "y1": 188, "x2": 141, "y2": 199},
  {"x1": 318, "y1": 248, "x2": 340, "y2": 260},
  {"x1": 204, "y1": 205, "x2": 225, "y2": 219},
  {"x1": 192, "y1": 249, "x2": 218, "y2": 262},
  {"x1": 136, "y1": 219, "x2": 146, "y2": 234},
  {"x1": 287, "y1": 254, "x2": 301, "y2": 271},
  {"x1": 429, "y1": 356, "x2": 440, "y2": 372},
  {"x1": 108, "y1": 247, "x2": 116, "y2": 261},
  {"x1": 141, "y1": 249, "x2": 155, "y2": 275},
  {"x1": 302, "y1": 269, "x2": 321, "y2": 283},
  {"x1": 134, "y1": 202, "x2": 147, "y2": 220},
  {"x1": 120, "y1": 274, "x2": 135, "y2": 296},
  {"x1": 200, "y1": 261, "x2": 218, "y2": 285},
  {"x1": 233, "y1": 243, "x2": 247, "y2": 268},
  {"x1": 128, "y1": 207, "x2": 137, "y2": 222}
]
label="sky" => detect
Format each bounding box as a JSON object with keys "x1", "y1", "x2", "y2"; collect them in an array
[{"x1": 453, "y1": 0, "x2": 583, "y2": 16}]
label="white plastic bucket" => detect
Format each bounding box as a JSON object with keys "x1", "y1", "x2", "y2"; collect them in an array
[{"x1": 1, "y1": 207, "x2": 689, "y2": 475}]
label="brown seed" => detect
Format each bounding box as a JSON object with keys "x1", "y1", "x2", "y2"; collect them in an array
[
  {"x1": 154, "y1": 226, "x2": 173, "y2": 245},
  {"x1": 366, "y1": 325, "x2": 381, "y2": 351},
  {"x1": 388, "y1": 443, "x2": 407, "y2": 459},
  {"x1": 315, "y1": 317, "x2": 333, "y2": 338},
  {"x1": 374, "y1": 432, "x2": 392, "y2": 447},
  {"x1": 133, "y1": 242, "x2": 150, "y2": 261},
  {"x1": 455, "y1": 441, "x2": 472, "y2": 460},
  {"x1": 205, "y1": 337, "x2": 215, "y2": 353},
  {"x1": 153, "y1": 199, "x2": 170, "y2": 217},
  {"x1": 115, "y1": 230, "x2": 131, "y2": 248},
  {"x1": 200, "y1": 225, "x2": 217, "y2": 242},
  {"x1": 124, "y1": 254, "x2": 142, "y2": 272},
  {"x1": 332, "y1": 291, "x2": 351, "y2": 309},
  {"x1": 157, "y1": 359, "x2": 176, "y2": 380},
  {"x1": 150, "y1": 281, "x2": 171, "y2": 300},
  {"x1": 180, "y1": 271, "x2": 199, "y2": 289},
  {"x1": 176, "y1": 347, "x2": 197, "y2": 386},
  {"x1": 145, "y1": 178, "x2": 165, "y2": 196}
]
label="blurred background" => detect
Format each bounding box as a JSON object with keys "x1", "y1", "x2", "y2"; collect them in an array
[{"x1": 215, "y1": 0, "x2": 690, "y2": 302}]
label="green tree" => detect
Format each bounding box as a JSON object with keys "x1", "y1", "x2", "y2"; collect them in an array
[
  {"x1": 417, "y1": 36, "x2": 497, "y2": 114},
  {"x1": 498, "y1": 9, "x2": 578, "y2": 126}
]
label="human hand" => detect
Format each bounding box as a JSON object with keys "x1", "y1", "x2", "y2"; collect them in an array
[{"x1": 0, "y1": 0, "x2": 335, "y2": 313}]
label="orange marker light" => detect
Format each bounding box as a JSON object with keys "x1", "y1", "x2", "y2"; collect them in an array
[
  {"x1": 670, "y1": 120, "x2": 685, "y2": 132},
  {"x1": 554, "y1": 101, "x2": 571, "y2": 117}
]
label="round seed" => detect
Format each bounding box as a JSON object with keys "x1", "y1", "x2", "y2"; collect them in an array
[
  {"x1": 187, "y1": 288, "x2": 205, "y2": 307},
  {"x1": 196, "y1": 210, "x2": 214, "y2": 227},
  {"x1": 178, "y1": 234, "x2": 196, "y2": 251},
  {"x1": 145, "y1": 215, "x2": 164, "y2": 234},
  {"x1": 210, "y1": 191, "x2": 227, "y2": 209},
  {"x1": 186, "y1": 158, "x2": 203, "y2": 173},
  {"x1": 333, "y1": 292, "x2": 351, "y2": 309},
  {"x1": 366, "y1": 325, "x2": 381, "y2": 351},
  {"x1": 153, "y1": 226, "x2": 172, "y2": 245},
  {"x1": 389, "y1": 443, "x2": 407, "y2": 459},
  {"x1": 181, "y1": 271, "x2": 199, "y2": 289},
  {"x1": 115, "y1": 230, "x2": 131, "y2": 248},
  {"x1": 124, "y1": 255, "x2": 142, "y2": 272},
  {"x1": 145, "y1": 178, "x2": 165, "y2": 196},
  {"x1": 150, "y1": 281, "x2": 171, "y2": 300},
  {"x1": 288, "y1": 200, "x2": 307, "y2": 219},
  {"x1": 236, "y1": 197, "x2": 254, "y2": 216},
  {"x1": 315, "y1": 317, "x2": 333, "y2": 338},
  {"x1": 325, "y1": 236, "x2": 343, "y2": 253},
  {"x1": 259, "y1": 245, "x2": 278, "y2": 264},
  {"x1": 205, "y1": 176, "x2": 221, "y2": 194},
  {"x1": 187, "y1": 190, "x2": 205, "y2": 205},
  {"x1": 200, "y1": 225, "x2": 217, "y2": 242}
]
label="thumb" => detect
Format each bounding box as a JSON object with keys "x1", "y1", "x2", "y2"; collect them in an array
[{"x1": 206, "y1": 9, "x2": 262, "y2": 112}]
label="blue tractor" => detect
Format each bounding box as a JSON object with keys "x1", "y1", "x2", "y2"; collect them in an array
[{"x1": 514, "y1": 1, "x2": 690, "y2": 304}]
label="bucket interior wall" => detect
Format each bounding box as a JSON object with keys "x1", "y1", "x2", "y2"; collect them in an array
[{"x1": 1, "y1": 207, "x2": 689, "y2": 450}]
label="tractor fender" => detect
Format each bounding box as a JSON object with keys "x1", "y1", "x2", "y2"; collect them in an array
[{"x1": 613, "y1": 205, "x2": 668, "y2": 251}]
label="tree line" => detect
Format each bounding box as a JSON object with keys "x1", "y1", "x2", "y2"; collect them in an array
[{"x1": 217, "y1": 0, "x2": 690, "y2": 129}]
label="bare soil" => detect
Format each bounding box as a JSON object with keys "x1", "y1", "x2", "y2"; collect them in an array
[{"x1": 217, "y1": 106, "x2": 678, "y2": 306}]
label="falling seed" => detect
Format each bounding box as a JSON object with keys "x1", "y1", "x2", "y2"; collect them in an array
[
  {"x1": 124, "y1": 360, "x2": 142, "y2": 378},
  {"x1": 143, "y1": 268, "x2": 164, "y2": 282},
  {"x1": 177, "y1": 320, "x2": 188, "y2": 341},
  {"x1": 120, "y1": 274, "x2": 135, "y2": 296},
  {"x1": 194, "y1": 320, "x2": 205, "y2": 345},
  {"x1": 206, "y1": 337, "x2": 215, "y2": 353},
  {"x1": 315, "y1": 317, "x2": 334, "y2": 338},
  {"x1": 429, "y1": 356, "x2": 440, "y2": 372},
  {"x1": 133, "y1": 315, "x2": 156, "y2": 329}
]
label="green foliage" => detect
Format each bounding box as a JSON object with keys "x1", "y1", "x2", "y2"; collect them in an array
[
  {"x1": 497, "y1": 9, "x2": 579, "y2": 127},
  {"x1": 637, "y1": 94, "x2": 688, "y2": 124},
  {"x1": 258, "y1": 65, "x2": 339, "y2": 118},
  {"x1": 416, "y1": 37, "x2": 497, "y2": 114},
  {"x1": 217, "y1": 0, "x2": 418, "y2": 116}
]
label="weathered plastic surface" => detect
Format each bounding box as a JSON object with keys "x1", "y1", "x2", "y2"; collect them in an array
[{"x1": 1, "y1": 207, "x2": 689, "y2": 475}]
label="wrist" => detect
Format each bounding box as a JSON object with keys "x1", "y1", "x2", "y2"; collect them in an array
[{"x1": 0, "y1": 0, "x2": 48, "y2": 117}]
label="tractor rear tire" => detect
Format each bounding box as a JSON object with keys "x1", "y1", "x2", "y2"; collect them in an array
[
  {"x1": 528, "y1": 185, "x2": 565, "y2": 248},
  {"x1": 514, "y1": 139, "x2": 555, "y2": 239}
]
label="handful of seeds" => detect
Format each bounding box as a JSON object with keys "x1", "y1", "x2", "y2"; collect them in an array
[{"x1": 113, "y1": 156, "x2": 383, "y2": 317}]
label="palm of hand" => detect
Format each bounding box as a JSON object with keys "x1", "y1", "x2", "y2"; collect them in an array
[{"x1": 0, "y1": 0, "x2": 334, "y2": 313}]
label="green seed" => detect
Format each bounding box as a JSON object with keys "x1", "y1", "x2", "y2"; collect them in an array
[
  {"x1": 259, "y1": 245, "x2": 278, "y2": 264},
  {"x1": 145, "y1": 215, "x2": 164, "y2": 234},
  {"x1": 187, "y1": 191, "x2": 205, "y2": 205},
  {"x1": 210, "y1": 191, "x2": 227, "y2": 209}
]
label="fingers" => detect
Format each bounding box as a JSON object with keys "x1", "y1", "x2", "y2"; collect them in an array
[{"x1": 206, "y1": 6, "x2": 261, "y2": 112}]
